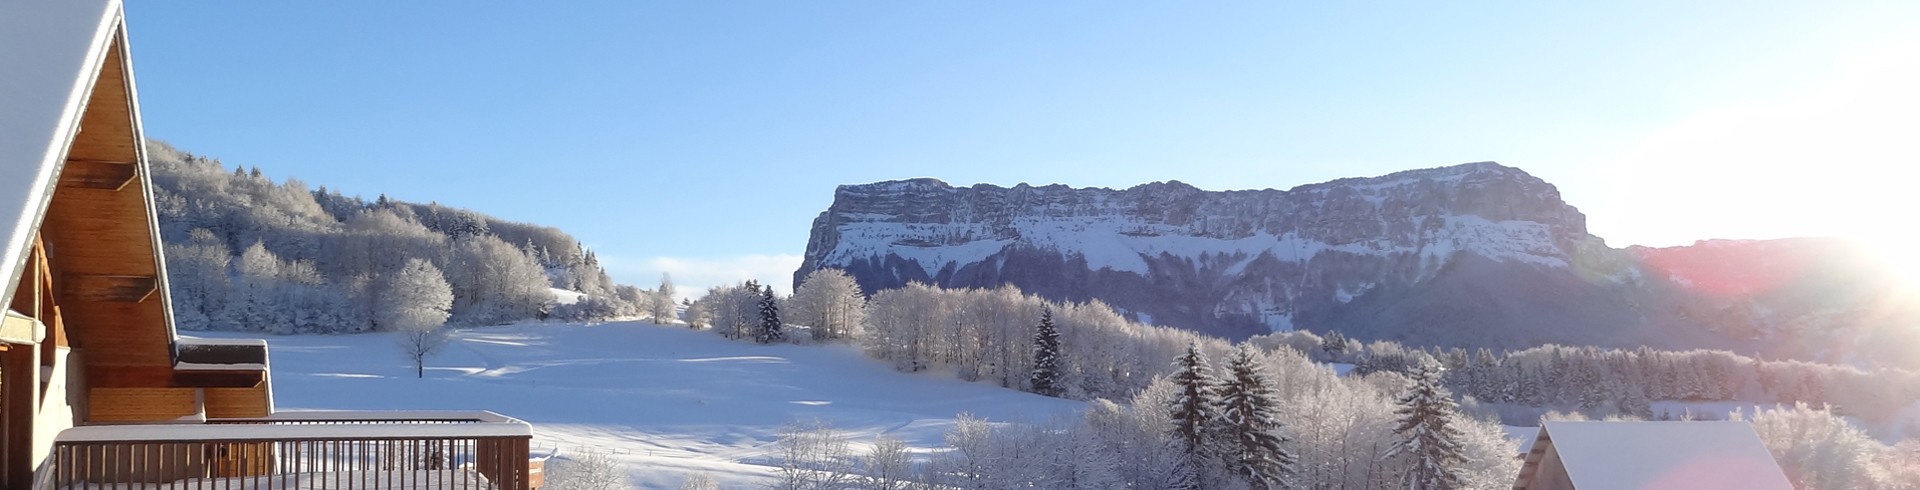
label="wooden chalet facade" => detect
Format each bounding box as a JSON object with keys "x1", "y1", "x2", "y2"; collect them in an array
[{"x1": 0, "y1": 1, "x2": 536, "y2": 488}]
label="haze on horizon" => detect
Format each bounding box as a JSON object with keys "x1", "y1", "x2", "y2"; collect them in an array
[{"x1": 123, "y1": 1, "x2": 1920, "y2": 294}]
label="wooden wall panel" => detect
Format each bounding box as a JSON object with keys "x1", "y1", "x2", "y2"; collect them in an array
[
  {"x1": 203, "y1": 386, "x2": 270, "y2": 419},
  {"x1": 64, "y1": 302, "x2": 170, "y2": 368},
  {"x1": 86, "y1": 388, "x2": 196, "y2": 422},
  {"x1": 66, "y1": 37, "x2": 137, "y2": 163},
  {"x1": 42, "y1": 181, "x2": 158, "y2": 277}
]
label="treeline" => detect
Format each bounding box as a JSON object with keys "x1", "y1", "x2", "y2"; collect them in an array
[
  {"x1": 688, "y1": 272, "x2": 1520, "y2": 489},
  {"x1": 1253, "y1": 330, "x2": 1920, "y2": 428},
  {"x1": 149, "y1": 142, "x2": 660, "y2": 333},
  {"x1": 683, "y1": 272, "x2": 1920, "y2": 488}
]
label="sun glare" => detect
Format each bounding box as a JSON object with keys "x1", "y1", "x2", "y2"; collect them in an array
[{"x1": 1850, "y1": 234, "x2": 1920, "y2": 294}]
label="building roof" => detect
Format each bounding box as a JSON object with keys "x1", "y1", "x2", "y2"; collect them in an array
[
  {"x1": 0, "y1": 0, "x2": 123, "y2": 308},
  {"x1": 1518, "y1": 421, "x2": 1794, "y2": 490}
]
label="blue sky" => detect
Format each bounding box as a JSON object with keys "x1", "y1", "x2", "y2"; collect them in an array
[{"x1": 123, "y1": 1, "x2": 1920, "y2": 293}]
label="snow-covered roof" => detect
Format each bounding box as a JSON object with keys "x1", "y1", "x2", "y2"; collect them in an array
[
  {"x1": 56, "y1": 411, "x2": 533, "y2": 442},
  {"x1": 1516, "y1": 421, "x2": 1793, "y2": 490},
  {"x1": 0, "y1": 0, "x2": 122, "y2": 309}
]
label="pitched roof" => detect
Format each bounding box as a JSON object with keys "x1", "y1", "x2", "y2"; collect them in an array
[
  {"x1": 1522, "y1": 421, "x2": 1794, "y2": 490},
  {"x1": 0, "y1": 0, "x2": 123, "y2": 307}
]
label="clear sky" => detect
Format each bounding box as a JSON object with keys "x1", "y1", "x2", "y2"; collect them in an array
[{"x1": 122, "y1": 1, "x2": 1920, "y2": 294}]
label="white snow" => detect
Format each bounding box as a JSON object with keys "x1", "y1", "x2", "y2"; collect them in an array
[
  {"x1": 56, "y1": 413, "x2": 531, "y2": 442},
  {"x1": 1535, "y1": 421, "x2": 1794, "y2": 490},
  {"x1": 1327, "y1": 363, "x2": 1356, "y2": 376},
  {"x1": 826, "y1": 213, "x2": 1571, "y2": 278},
  {"x1": 172, "y1": 361, "x2": 267, "y2": 371},
  {"x1": 0, "y1": 0, "x2": 121, "y2": 311},
  {"x1": 182, "y1": 321, "x2": 1083, "y2": 489},
  {"x1": 548, "y1": 288, "x2": 587, "y2": 306}
]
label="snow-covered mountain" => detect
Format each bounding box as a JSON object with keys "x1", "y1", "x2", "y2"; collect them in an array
[{"x1": 796, "y1": 163, "x2": 1919, "y2": 365}]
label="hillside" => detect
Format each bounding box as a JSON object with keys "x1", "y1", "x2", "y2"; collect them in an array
[
  {"x1": 185, "y1": 322, "x2": 1084, "y2": 489},
  {"x1": 147, "y1": 142, "x2": 656, "y2": 332},
  {"x1": 796, "y1": 164, "x2": 1920, "y2": 368}
]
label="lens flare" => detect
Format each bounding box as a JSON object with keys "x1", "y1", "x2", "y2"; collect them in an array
[{"x1": 1849, "y1": 234, "x2": 1920, "y2": 296}]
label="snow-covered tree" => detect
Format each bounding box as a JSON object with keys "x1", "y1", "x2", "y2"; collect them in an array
[
  {"x1": 788, "y1": 268, "x2": 867, "y2": 342},
  {"x1": 1387, "y1": 359, "x2": 1467, "y2": 490},
  {"x1": 1215, "y1": 345, "x2": 1296, "y2": 489},
  {"x1": 651, "y1": 273, "x2": 677, "y2": 323},
  {"x1": 444, "y1": 236, "x2": 553, "y2": 325},
  {"x1": 383, "y1": 260, "x2": 454, "y2": 378},
  {"x1": 1029, "y1": 307, "x2": 1063, "y2": 397},
  {"x1": 756, "y1": 285, "x2": 785, "y2": 344},
  {"x1": 375, "y1": 258, "x2": 453, "y2": 332},
  {"x1": 164, "y1": 228, "x2": 231, "y2": 330}
]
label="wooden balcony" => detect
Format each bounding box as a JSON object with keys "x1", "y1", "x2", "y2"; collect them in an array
[{"x1": 49, "y1": 411, "x2": 535, "y2": 490}]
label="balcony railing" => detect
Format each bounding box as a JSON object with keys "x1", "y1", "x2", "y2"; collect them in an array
[{"x1": 49, "y1": 411, "x2": 534, "y2": 490}]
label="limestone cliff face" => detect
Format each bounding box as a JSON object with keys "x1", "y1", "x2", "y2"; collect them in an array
[{"x1": 796, "y1": 163, "x2": 1917, "y2": 365}]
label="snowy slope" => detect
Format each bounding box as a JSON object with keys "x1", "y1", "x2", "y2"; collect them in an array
[{"x1": 187, "y1": 322, "x2": 1083, "y2": 489}]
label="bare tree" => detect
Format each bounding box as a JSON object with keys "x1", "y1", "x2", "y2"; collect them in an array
[
  {"x1": 772, "y1": 419, "x2": 856, "y2": 490},
  {"x1": 546, "y1": 452, "x2": 631, "y2": 490},
  {"x1": 863, "y1": 435, "x2": 914, "y2": 490},
  {"x1": 677, "y1": 473, "x2": 718, "y2": 490},
  {"x1": 397, "y1": 327, "x2": 449, "y2": 379}
]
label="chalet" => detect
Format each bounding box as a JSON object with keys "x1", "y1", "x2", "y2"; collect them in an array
[
  {"x1": 1511, "y1": 421, "x2": 1794, "y2": 490},
  {"x1": 1, "y1": 1, "x2": 537, "y2": 488}
]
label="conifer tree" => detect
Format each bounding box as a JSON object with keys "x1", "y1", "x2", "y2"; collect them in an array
[
  {"x1": 1166, "y1": 341, "x2": 1222, "y2": 488},
  {"x1": 1388, "y1": 358, "x2": 1468, "y2": 490},
  {"x1": 1216, "y1": 345, "x2": 1296, "y2": 489},
  {"x1": 756, "y1": 285, "x2": 784, "y2": 344},
  {"x1": 1029, "y1": 306, "x2": 1063, "y2": 397}
]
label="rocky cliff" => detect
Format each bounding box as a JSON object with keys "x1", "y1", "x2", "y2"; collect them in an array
[{"x1": 796, "y1": 163, "x2": 1918, "y2": 364}]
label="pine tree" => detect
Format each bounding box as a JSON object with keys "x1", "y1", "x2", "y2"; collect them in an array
[
  {"x1": 1029, "y1": 306, "x2": 1063, "y2": 397},
  {"x1": 1388, "y1": 358, "x2": 1468, "y2": 490},
  {"x1": 1319, "y1": 330, "x2": 1348, "y2": 360},
  {"x1": 1215, "y1": 345, "x2": 1296, "y2": 489},
  {"x1": 755, "y1": 285, "x2": 784, "y2": 344},
  {"x1": 1166, "y1": 341, "x2": 1222, "y2": 488}
]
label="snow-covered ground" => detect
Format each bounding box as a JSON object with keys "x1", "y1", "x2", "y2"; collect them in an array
[
  {"x1": 186, "y1": 321, "x2": 1084, "y2": 489},
  {"x1": 548, "y1": 288, "x2": 587, "y2": 305}
]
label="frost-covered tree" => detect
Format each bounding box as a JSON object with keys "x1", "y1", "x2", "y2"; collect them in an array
[
  {"x1": 681, "y1": 298, "x2": 708, "y2": 329},
  {"x1": 223, "y1": 241, "x2": 284, "y2": 331},
  {"x1": 651, "y1": 273, "x2": 677, "y2": 323},
  {"x1": 164, "y1": 228, "x2": 231, "y2": 330},
  {"x1": 788, "y1": 268, "x2": 866, "y2": 342},
  {"x1": 375, "y1": 259, "x2": 453, "y2": 332},
  {"x1": 146, "y1": 142, "x2": 640, "y2": 333},
  {"x1": 1216, "y1": 345, "x2": 1296, "y2": 489},
  {"x1": 863, "y1": 435, "x2": 915, "y2": 490},
  {"x1": 773, "y1": 419, "x2": 856, "y2": 490},
  {"x1": 1029, "y1": 307, "x2": 1063, "y2": 397},
  {"x1": 545, "y1": 452, "x2": 630, "y2": 490},
  {"x1": 1746, "y1": 403, "x2": 1901, "y2": 490},
  {"x1": 384, "y1": 260, "x2": 454, "y2": 379},
  {"x1": 1387, "y1": 359, "x2": 1467, "y2": 490},
  {"x1": 677, "y1": 473, "x2": 717, "y2": 490},
  {"x1": 756, "y1": 285, "x2": 785, "y2": 344},
  {"x1": 444, "y1": 236, "x2": 554, "y2": 325}
]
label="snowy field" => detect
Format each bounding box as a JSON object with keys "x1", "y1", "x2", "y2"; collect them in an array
[{"x1": 186, "y1": 321, "x2": 1084, "y2": 489}]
